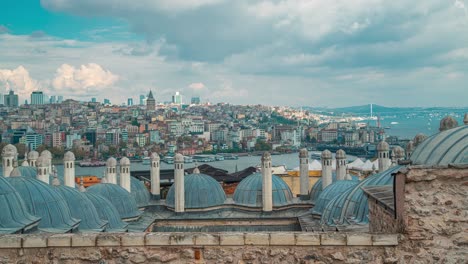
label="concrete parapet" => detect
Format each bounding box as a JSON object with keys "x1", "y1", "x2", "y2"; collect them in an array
[{"x1": 245, "y1": 233, "x2": 269, "y2": 246}]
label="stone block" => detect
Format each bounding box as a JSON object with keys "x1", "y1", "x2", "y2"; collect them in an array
[
  {"x1": 321, "y1": 233, "x2": 346, "y2": 246},
  {"x1": 372, "y1": 234, "x2": 398, "y2": 246},
  {"x1": 170, "y1": 233, "x2": 195, "y2": 246},
  {"x1": 295, "y1": 233, "x2": 320, "y2": 246},
  {"x1": 219, "y1": 233, "x2": 244, "y2": 246},
  {"x1": 270, "y1": 233, "x2": 295, "y2": 245},
  {"x1": 195, "y1": 234, "x2": 219, "y2": 245},
  {"x1": 347, "y1": 234, "x2": 372, "y2": 246},
  {"x1": 0, "y1": 235, "x2": 22, "y2": 248},
  {"x1": 72, "y1": 234, "x2": 97, "y2": 247},
  {"x1": 146, "y1": 233, "x2": 171, "y2": 246},
  {"x1": 245, "y1": 233, "x2": 269, "y2": 246},
  {"x1": 23, "y1": 235, "x2": 47, "y2": 248},
  {"x1": 121, "y1": 233, "x2": 146, "y2": 246},
  {"x1": 96, "y1": 234, "x2": 120, "y2": 247},
  {"x1": 48, "y1": 234, "x2": 72, "y2": 247}
]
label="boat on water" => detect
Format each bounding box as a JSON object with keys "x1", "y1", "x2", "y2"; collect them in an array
[
  {"x1": 79, "y1": 160, "x2": 106, "y2": 167},
  {"x1": 192, "y1": 155, "x2": 216, "y2": 162},
  {"x1": 162, "y1": 156, "x2": 174, "y2": 164},
  {"x1": 184, "y1": 156, "x2": 193, "y2": 163},
  {"x1": 215, "y1": 155, "x2": 225, "y2": 161},
  {"x1": 384, "y1": 126, "x2": 391, "y2": 129},
  {"x1": 390, "y1": 121, "x2": 399, "y2": 125},
  {"x1": 142, "y1": 157, "x2": 151, "y2": 165},
  {"x1": 217, "y1": 153, "x2": 239, "y2": 160}
]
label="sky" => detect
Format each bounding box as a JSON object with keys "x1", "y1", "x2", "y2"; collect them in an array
[{"x1": 0, "y1": 0, "x2": 468, "y2": 107}]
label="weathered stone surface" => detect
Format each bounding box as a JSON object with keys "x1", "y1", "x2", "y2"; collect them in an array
[
  {"x1": 71, "y1": 234, "x2": 97, "y2": 247},
  {"x1": 321, "y1": 233, "x2": 346, "y2": 245},
  {"x1": 121, "y1": 233, "x2": 145, "y2": 246},
  {"x1": 145, "y1": 233, "x2": 171, "y2": 246},
  {"x1": 245, "y1": 233, "x2": 269, "y2": 246},
  {"x1": 96, "y1": 234, "x2": 120, "y2": 246},
  {"x1": 48, "y1": 234, "x2": 72, "y2": 247},
  {"x1": 195, "y1": 234, "x2": 219, "y2": 245},
  {"x1": 169, "y1": 233, "x2": 194, "y2": 245},
  {"x1": 270, "y1": 233, "x2": 295, "y2": 245},
  {"x1": 220, "y1": 233, "x2": 244, "y2": 246},
  {"x1": 22, "y1": 235, "x2": 47, "y2": 248},
  {"x1": 295, "y1": 233, "x2": 320, "y2": 245},
  {"x1": 372, "y1": 234, "x2": 398, "y2": 246},
  {"x1": 0, "y1": 235, "x2": 21, "y2": 248},
  {"x1": 347, "y1": 234, "x2": 372, "y2": 246}
]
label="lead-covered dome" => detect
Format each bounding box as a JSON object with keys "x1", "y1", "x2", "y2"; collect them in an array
[
  {"x1": 16, "y1": 166, "x2": 37, "y2": 178},
  {"x1": 150, "y1": 152, "x2": 160, "y2": 160},
  {"x1": 64, "y1": 151, "x2": 75, "y2": 161},
  {"x1": 87, "y1": 183, "x2": 142, "y2": 221},
  {"x1": 2, "y1": 144, "x2": 17, "y2": 157},
  {"x1": 233, "y1": 173, "x2": 293, "y2": 207},
  {"x1": 411, "y1": 125, "x2": 468, "y2": 166},
  {"x1": 312, "y1": 180, "x2": 359, "y2": 214},
  {"x1": 83, "y1": 192, "x2": 128, "y2": 232},
  {"x1": 166, "y1": 173, "x2": 226, "y2": 209},
  {"x1": 299, "y1": 148, "x2": 308, "y2": 158},
  {"x1": 120, "y1": 157, "x2": 130, "y2": 166},
  {"x1": 106, "y1": 157, "x2": 117, "y2": 167},
  {"x1": 6, "y1": 170, "x2": 80, "y2": 233},
  {"x1": 377, "y1": 141, "x2": 389, "y2": 151},
  {"x1": 40, "y1": 150, "x2": 52, "y2": 160},
  {"x1": 321, "y1": 150, "x2": 332, "y2": 159},
  {"x1": 27, "y1": 150, "x2": 39, "y2": 160},
  {"x1": 116, "y1": 175, "x2": 151, "y2": 208},
  {"x1": 0, "y1": 176, "x2": 40, "y2": 234},
  {"x1": 336, "y1": 149, "x2": 346, "y2": 159}
]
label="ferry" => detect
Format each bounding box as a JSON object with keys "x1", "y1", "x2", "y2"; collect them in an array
[
  {"x1": 215, "y1": 155, "x2": 225, "y2": 161},
  {"x1": 192, "y1": 155, "x2": 216, "y2": 162},
  {"x1": 218, "y1": 153, "x2": 239, "y2": 160},
  {"x1": 142, "y1": 157, "x2": 151, "y2": 165},
  {"x1": 162, "y1": 156, "x2": 174, "y2": 164},
  {"x1": 79, "y1": 160, "x2": 106, "y2": 167},
  {"x1": 184, "y1": 156, "x2": 193, "y2": 163}
]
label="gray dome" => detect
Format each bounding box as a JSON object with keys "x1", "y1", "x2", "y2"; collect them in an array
[
  {"x1": 336, "y1": 149, "x2": 346, "y2": 159},
  {"x1": 120, "y1": 157, "x2": 130, "y2": 166},
  {"x1": 40, "y1": 150, "x2": 52, "y2": 159},
  {"x1": 309, "y1": 173, "x2": 359, "y2": 203},
  {"x1": 36, "y1": 156, "x2": 49, "y2": 167},
  {"x1": 439, "y1": 116, "x2": 458, "y2": 132},
  {"x1": 406, "y1": 141, "x2": 415, "y2": 153},
  {"x1": 150, "y1": 152, "x2": 160, "y2": 160},
  {"x1": 174, "y1": 153, "x2": 184, "y2": 162},
  {"x1": 87, "y1": 183, "x2": 142, "y2": 221},
  {"x1": 83, "y1": 192, "x2": 128, "y2": 232},
  {"x1": 233, "y1": 173, "x2": 293, "y2": 207},
  {"x1": 10, "y1": 167, "x2": 22, "y2": 177},
  {"x1": 312, "y1": 180, "x2": 359, "y2": 214},
  {"x1": 16, "y1": 166, "x2": 37, "y2": 178},
  {"x1": 21, "y1": 160, "x2": 29, "y2": 167},
  {"x1": 2, "y1": 144, "x2": 17, "y2": 157},
  {"x1": 106, "y1": 157, "x2": 117, "y2": 167},
  {"x1": 377, "y1": 141, "x2": 389, "y2": 151},
  {"x1": 411, "y1": 126, "x2": 468, "y2": 166},
  {"x1": 391, "y1": 146, "x2": 405, "y2": 159},
  {"x1": 27, "y1": 150, "x2": 39, "y2": 160},
  {"x1": 299, "y1": 148, "x2": 308, "y2": 158},
  {"x1": 54, "y1": 185, "x2": 107, "y2": 232},
  {"x1": 63, "y1": 151, "x2": 75, "y2": 161},
  {"x1": 0, "y1": 176, "x2": 40, "y2": 234},
  {"x1": 413, "y1": 133, "x2": 427, "y2": 147},
  {"x1": 321, "y1": 150, "x2": 332, "y2": 159},
  {"x1": 166, "y1": 173, "x2": 226, "y2": 209},
  {"x1": 116, "y1": 175, "x2": 151, "y2": 208},
  {"x1": 6, "y1": 176, "x2": 80, "y2": 233}
]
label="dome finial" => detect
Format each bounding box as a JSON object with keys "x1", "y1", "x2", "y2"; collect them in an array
[
  {"x1": 193, "y1": 163, "x2": 200, "y2": 174},
  {"x1": 78, "y1": 176, "x2": 86, "y2": 192},
  {"x1": 439, "y1": 116, "x2": 458, "y2": 131},
  {"x1": 51, "y1": 166, "x2": 60, "y2": 186}
]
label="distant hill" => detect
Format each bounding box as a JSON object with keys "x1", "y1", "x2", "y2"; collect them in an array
[{"x1": 303, "y1": 104, "x2": 467, "y2": 115}]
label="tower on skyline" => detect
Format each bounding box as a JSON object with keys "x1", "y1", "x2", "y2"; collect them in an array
[
  {"x1": 172, "y1": 91, "x2": 182, "y2": 105},
  {"x1": 146, "y1": 90, "x2": 155, "y2": 110}
]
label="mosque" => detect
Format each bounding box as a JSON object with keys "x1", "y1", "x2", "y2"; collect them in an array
[{"x1": 0, "y1": 115, "x2": 467, "y2": 234}]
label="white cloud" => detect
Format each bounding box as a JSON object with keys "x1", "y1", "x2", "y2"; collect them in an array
[
  {"x1": 188, "y1": 82, "x2": 206, "y2": 89},
  {"x1": 0, "y1": 66, "x2": 41, "y2": 98}
]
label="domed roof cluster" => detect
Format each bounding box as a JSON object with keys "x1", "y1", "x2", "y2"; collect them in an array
[
  {"x1": 166, "y1": 172, "x2": 226, "y2": 209},
  {"x1": 312, "y1": 180, "x2": 359, "y2": 214},
  {"x1": 233, "y1": 173, "x2": 293, "y2": 207}
]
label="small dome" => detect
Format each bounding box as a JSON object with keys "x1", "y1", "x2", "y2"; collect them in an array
[
  {"x1": 2, "y1": 144, "x2": 17, "y2": 157},
  {"x1": 166, "y1": 173, "x2": 226, "y2": 209},
  {"x1": 391, "y1": 146, "x2": 405, "y2": 160},
  {"x1": 321, "y1": 149, "x2": 332, "y2": 159},
  {"x1": 83, "y1": 192, "x2": 128, "y2": 232},
  {"x1": 116, "y1": 175, "x2": 151, "y2": 208},
  {"x1": 40, "y1": 150, "x2": 52, "y2": 160},
  {"x1": 6, "y1": 176, "x2": 80, "y2": 233},
  {"x1": 336, "y1": 149, "x2": 346, "y2": 159},
  {"x1": 299, "y1": 148, "x2": 308, "y2": 158},
  {"x1": 87, "y1": 183, "x2": 142, "y2": 221},
  {"x1": 377, "y1": 141, "x2": 389, "y2": 151},
  {"x1": 150, "y1": 152, "x2": 160, "y2": 161},
  {"x1": 21, "y1": 160, "x2": 29, "y2": 167},
  {"x1": 0, "y1": 176, "x2": 40, "y2": 234},
  {"x1": 36, "y1": 156, "x2": 49, "y2": 167},
  {"x1": 27, "y1": 150, "x2": 39, "y2": 160},
  {"x1": 10, "y1": 167, "x2": 22, "y2": 177},
  {"x1": 439, "y1": 116, "x2": 458, "y2": 132},
  {"x1": 174, "y1": 153, "x2": 184, "y2": 163},
  {"x1": 16, "y1": 166, "x2": 37, "y2": 179},
  {"x1": 411, "y1": 126, "x2": 468, "y2": 166},
  {"x1": 120, "y1": 157, "x2": 130, "y2": 166},
  {"x1": 312, "y1": 180, "x2": 359, "y2": 214},
  {"x1": 233, "y1": 173, "x2": 293, "y2": 207},
  {"x1": 309, "y1": 173, "x2": 359, "y2": 203},
  {"x1": 413, "y1": 133, "x2": 427, "y2": 147},
  {"x1": 106, "y1": 157, "x2": 117, "y2": 167},
  {"x1": 406, "y1": 141, "x2": 415, "y2": 153},
  {"x1": 261, "y1": 151, "x2": 271, "y2": 162},
  {"x1": 63, "y1": 151, "x2": 75, "y2": 161},
  {"x1": 54, "y1": 185, "x2": 107, "y2": 232}
]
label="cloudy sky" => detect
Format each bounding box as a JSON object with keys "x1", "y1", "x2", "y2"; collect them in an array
[{"x1": 1, "y1": 0, "x2": 467, "y2": 107}]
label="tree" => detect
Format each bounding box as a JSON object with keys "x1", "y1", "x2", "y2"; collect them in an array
[
  {"x1": 14, "y1": 143, "x2": 27, "y2": 159},
  {"x1": 50, "y1": 147, "x2": 65, "y2": 158}
]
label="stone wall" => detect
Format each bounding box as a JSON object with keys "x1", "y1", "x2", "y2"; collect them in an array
[
  {"x1": 368, "y1": 197, "x2": 398, "y2": 234},
  {"x1": 0, "y1": 232, "x2": 398, "y2": 264}
]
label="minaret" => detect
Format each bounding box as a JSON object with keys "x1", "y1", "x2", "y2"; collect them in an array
[
  {"x1": 27, "y1": 151, "x2": 39, "y2": 167},
  {"x1": 106, "y1": 157, "x2": 117, "y2": 184},
  {"x1": 174, "y1": 153, "x2": 185, "y2": 213},
  {"x1": 335, "y1": 149, "x2": 347, "y2": 181},
  {"x1": 377, "y1": 140, "x2": 390, "y2": 172},
  {"x1": 391, "y1": 146, "x2": 405, "y2": 165},
  {"x1": 120, "y1": 157, "x2": 131, "y2": 193},
  {"x1": 150, "y1": 152, "x2": 161, "y2": 200},
  {"x1": 321, "y1": 150, "x2": 332, "y2": 189},
  {"x1": 299, "y1": 148, "x2": 309, "y2": 200},
  {"x1": 261, "y1": 152, "x2": 273, "y2": 212},
  {"x1": 406, "y1": 141, "x2": 415, "y2": 159},
  {"x1": 40, "y1": 150, "x2": 53, "y2": 178},
  {"x1": 2, "y1": 144, "x2": 17, "y2": 177},
  {"x1": 36, "y1": 156, "x2": 49, "y2": 184},
  {"x1": 63, "y1": 151, "x2": 76, "y2": 188}
]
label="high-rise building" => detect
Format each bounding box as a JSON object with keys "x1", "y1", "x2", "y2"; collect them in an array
[
  {"x1": 0, "y1": 93, "x2": 4, "y2": 105},
  {"x1": 139, "y1": 95, "x2": 145, "y2": 105},
  {"x1": 172, "y1": 91, "x2": 182, "y2": 104},
  {"x1": 146, "y1": 90, "x2": 155, "y2": 110},
  {"x1": 127, "y1": 98, "x2": 133, "y2": 106},
  {"x1": 57, "y1": 96, "x2": 63, "y2": 103},
  {"x1": 50, "y1": 95, "x2": 57, "y2": 104},
  {"x1": 31, "y1": 91, "x2": 45, "y2": 105},
  {"x1": 191, "y1": 96, "x2": 200, "y2": 105},
  {"x1": 4, "y1": 90, "x2": 19, "y2": 107},
  {"x1": 91, "y1": 97, "x2": 97, "y2": 103},
  {"x1": 103, "y1": 99, "x2": 111, "y2": 105}
]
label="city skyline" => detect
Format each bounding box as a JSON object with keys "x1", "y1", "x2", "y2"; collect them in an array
[{"x1": 1, "y1": 1, "x2": 468, "y2": 107}]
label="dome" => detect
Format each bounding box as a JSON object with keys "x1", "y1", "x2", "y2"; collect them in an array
[
  {"x1": 262, "y1": 151, "x2": 272, "y2": 162},
  {"x1": 410, "y1": 125, "x2": 468, "y2": 166},
  {"x1": 0, "y1": 176, "x2": 40, "y2": 234},
  {"x1": 309, "y1": 173, "x2": 359, "y2": 203},
  {"x1": 40, "y1": 150, "x2": 52, "y2": 160},
  {"x1": 21, "y1": 160, "x2": 29, "y2": 167},
  {"x1": 106, "y1": 157, "x2": 117, "y2": 167},
  {"x1": 377, "y1": 141, "x2": 389, "y2": 151},
  {"x1": 391, "y1": 146, "x2": 405, "y2": 160},
  {"x1": 166, "y1": 173, "x2": 226, "y2": 209},
  {"x1": 54, "y1": 185, "x2": 107, "y2": 232},
  {"x1": 233, "y1": 173, "x2": 293, "y2": 207},
  {"x1": 116, "y1": 175, "x2": 151, "y2": 208},
  {"x1": 83, "y1": 192, "x2": 128, "y2": 232},
  {"x1": 406, "y1": 141, "x2": 415, "y2": 153},
  {"x1": 321, "y1": 150, "x2": 332, "y2": 159},
  {"x1": 16, "y1": 166, "x2": 37, "y2": 178},
  {"x1": 312, "y1": 180, "x2": 359, "y2": 214},
  {"x1": 6, "y1": 176, "x2": 80, "y2": 233},
  {"x1": 299, "y1": 148, "x2": 308, "y2": 158},
  {"x1": 150, "y1": 152, "x2": 160, "y2": 160},
  {"x1": 336, "y1": 149, "x2": 346, "y2": 159},
  {"x1": 2, "y1": 144, "x2": 17, "y2": 157},
  {"x1": 174, "y1": 153, "x2": 184, "y2": 162},
  {"x1": 413, "y1": 133, "x2": 427, "y2": 147},
  {"x1": 439, "y1": 116, "x2": 458, "y2": 132},
  {"x1": 36, "y1": 156, "x2": 49, "y2": 167},
  {"x1": 120, "y1": 157, "x2": 130, "y2": 166},
  {"x1": 87, "y1": 183, "x2": 142, "y2": 221},
  {"x1": 63, "y1": 151, "x2": 75, "y2": 161},
  {"x1": 27, "y1": 151, "x2": 39, "y2": 160}
]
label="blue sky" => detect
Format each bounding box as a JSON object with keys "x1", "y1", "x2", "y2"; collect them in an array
[{"x1": 1, "y1": 0, "x2": 468, "y2": 107}]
